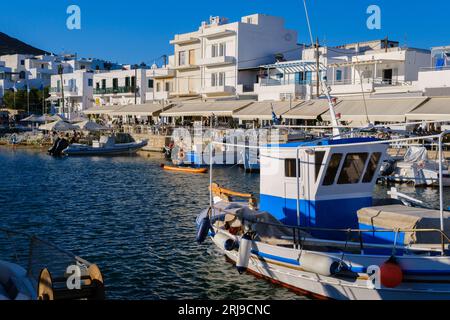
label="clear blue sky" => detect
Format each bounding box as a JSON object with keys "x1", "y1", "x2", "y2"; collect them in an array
[{"x1": 1, "y1": 0, "x2": 448, "y2": 65}]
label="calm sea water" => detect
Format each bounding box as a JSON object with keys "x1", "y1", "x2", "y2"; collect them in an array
[{"x1": 0, "y1": 147, "x2": 448, "y2": 300}]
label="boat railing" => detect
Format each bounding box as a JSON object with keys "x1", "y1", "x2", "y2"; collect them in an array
[
  {"x1": 0, "y1": 228, "x2": 91, "y2": 282},
  {"x1": 210, "y1": 205, "x2": 450, "y2": 255},
  {"x1": 209, "y1": 132, "x2": 450, "y2": 255}
]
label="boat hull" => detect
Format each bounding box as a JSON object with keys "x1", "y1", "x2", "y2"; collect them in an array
[
  {"x1": 163, "y1": 165, "x2": 207, "y2": 174},
  {"x1": 63, "y1": 141, "x2": 147, "y2": 156},
  {"x1": 212, "y1": 231, "x2": 450, "y2": 300}
]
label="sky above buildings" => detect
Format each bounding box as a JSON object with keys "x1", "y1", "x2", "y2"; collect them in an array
[{"x1": 1, "y1": 0, "x2": 447, "y2": 65}]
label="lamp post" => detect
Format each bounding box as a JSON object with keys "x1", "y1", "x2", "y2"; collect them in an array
[{"x1": 58, "y1": 64, "x2": 65, "y2": 116}]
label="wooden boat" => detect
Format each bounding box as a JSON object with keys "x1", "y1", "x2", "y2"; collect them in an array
[{"x1": 162, "y1": 165, "x2": 208, "y2": 174}]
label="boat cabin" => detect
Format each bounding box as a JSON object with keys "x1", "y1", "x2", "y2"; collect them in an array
[{"x1": 260, "y1": 137, "x2": 388, "y2": 240}]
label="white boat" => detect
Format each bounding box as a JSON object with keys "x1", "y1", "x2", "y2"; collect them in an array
[
  {"x1": 0, "y1": 228, "x2": 104, "y2": 300},
  {"x1": 63, "y1": 133, "x2": 148, "y2": 156},
  {"x1": 196, "y1": 81, "x2": 450, "y2": 300},
  {"x1": 384, "y1": 146, "x2": 450, "y2": 187}
]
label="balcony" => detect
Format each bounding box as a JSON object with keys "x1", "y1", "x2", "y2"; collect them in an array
[
  {"x1": 170, "y1": 36, "x2": 200, "y2": 46},
  {"x1": 173, "y1": 64, "x2": 200, "y2": 71},
  {"x1": 147, "y1": 69, "x2": 175, "y2": 79},
  {"x1": 94, "y1": 86, "x2": 135, "y2": 95},
  {"x1": 201, "y1": 85, "x2": 235, "y2": 95},
  {"x1": 198, "y1": 56, "x2": 235, "y2": 67}
]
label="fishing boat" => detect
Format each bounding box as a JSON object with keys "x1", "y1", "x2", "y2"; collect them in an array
[
  {"x1": 196, "y1": 81, "x2": 450, "y2": 300},
  {"x1": 162, "y1": 164, "x2": 208, "y2": 174},
  {"x1": 63, "y1": 133, "x2": 147, "y2": 156},
  {"x1": 0, "y1": 228, "x2": 104, "y2": 300}
]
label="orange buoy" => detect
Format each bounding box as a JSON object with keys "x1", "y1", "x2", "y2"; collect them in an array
[
  {"x1": 380, "y1": 256, "x2": 403, "y2": 288},
  {"x1": 162, "y1": 165, "x2": 208, "y2": 174}
]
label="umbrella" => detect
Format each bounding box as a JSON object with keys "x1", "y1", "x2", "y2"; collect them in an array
[
  {"x1": 35, "y1": 114, "x2": 57, "y2": 123},
  {"x1": 69, "y1": 115, "x2": 88, "y2": 123},
  {"x1": 75, "y1": 120, "x2": 109, "y2": 132},
  {"x1": 52, "y1": 114, "x2": 68, "y2": 121},
  {"x1": 38, "y1": 120, "x2": 79, "y2": 132},
  {"x1": 21, "y1": 114, "x2": 43, "y2": 123}
]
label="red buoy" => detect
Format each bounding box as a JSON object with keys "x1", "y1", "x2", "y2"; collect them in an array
[{"x1": 380, "y1": 256, "x2": 403, "y2": 288}]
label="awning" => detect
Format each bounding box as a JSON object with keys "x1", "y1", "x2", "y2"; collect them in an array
[
  {"x1": 160, "y1": 100, "x2": 252, "y2": 117},
  {"x1": 283, "y1": 100, "x2": 332, "y2": 120},
  {"x1": 321, "y1": 98, "x2": 428, "y2": 123},
  {"x1": 329, "y1": 59, "x2": 404, "y2": 68},
  {"x1": 260, "y1": 60, "x2": 326, "y2": 74},
  {"x1": 83, "y1": 105, "x2": 124, "y2": 115},
  {"x1": 233, "y1": 101, "x2": 302, "y2": 120},
  {"x1": 406, "y1": 98, "x2": 450, "y2": 121},
  {"x1": 110, "y1": 103, "x2": 167, "y2": 117}
]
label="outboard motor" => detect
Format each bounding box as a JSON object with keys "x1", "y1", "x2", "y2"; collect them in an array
[
  {"x1": 48, "y1": 138, "x2": 60, "y2": 155},
  {"x1": 51, "y1": 138, "x2": 69, "y2": 157}
]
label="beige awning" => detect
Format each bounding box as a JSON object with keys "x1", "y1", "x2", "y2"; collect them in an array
[
  {"x1": 110, "y1": 103, "x2": 167, "y2": 117},
  {"x1": 233, "y1": 101, "x2": 302, "y2": 120},
  {"x1": 406, "y1": 98, "x2": 450, "y2": 121},
  {"x1": 83, "y1": 105, "x2": 124, "y2": 115},
  {"x1": 321, "y1": 98, "x2": 428, "y2": 123},
  {"x1": 160, "y1": 100, "x2": 252, "y2": 117},
  {"x1": 329, "y1": 59, "x2": 404, "y2": 68},
  {"x1": 283, "y1": 100, "x2": 332, "y2": 120}
]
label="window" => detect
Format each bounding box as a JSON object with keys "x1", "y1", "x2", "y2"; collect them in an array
[
  {"x1": 131, "y1": 76, "x2": 136, "y2": 89},
  {"x1": 113, "y1": 78, "x2": 119, "y2": 89},
  {"x1": 211, "y1": 73, "x2": 217, "y2": 87},
  {"x1": 323, "y1": 153, "x2": 343, "y2": 186},
  {"x1": 362, "y1": 153, "x2": 382, "y2": 183},
  {"x1": 336, "y1": 70, "x2": 343, "y2": 81},
  {"x1": 101, "y1": 79, "x2": 106, "y2": 89},
  {"x1": 148, "y1": 79, "x2": 154, "y2": 89},
  {"x1": 285, "y1": 159, "x2": 300, "y2": 178},
  {"x1": 189, "y1": 50, "x2": 196, "y2": 65},
  {"x1": 211, "y1": 43, "x2": 226, "y2": 57},
  {"x1": 88, "y1": 79, "x2": 93, "y2": 87},
  {"x1": 179, "y1": 51, "x2": 186, "y2": 66},
  {"x1": 20, "y1": 60, "x2": 25, "y2": 66},
  {"x1": 165, "y1": 82, "x2": 171, "y2": 92},
  {"x1": 219, "y1": 72, "x2": 225, "y2": 86},
  {"x1": 315, "y1": 151, "x2": 326, "y2": 181},
  {"x1": 211, "y1": 44, "x2": 218, "y2": 58},
  {"x1": 156, "y1": 83, "x2": 161, "y2": 92},
  {"x1": 338, "y1": 153, "x2": 369, "y2": 184},
  {"x1": 125, "y1": 77, "x2": 131, "y2": 88},
  {"x1": 96, "y1": 82, "x2": 100, "y2": 89}
]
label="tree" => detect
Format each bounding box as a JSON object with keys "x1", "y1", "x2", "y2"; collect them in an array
[{"x1": 1, "y1": 86, "x2": 50, "y2": 114}]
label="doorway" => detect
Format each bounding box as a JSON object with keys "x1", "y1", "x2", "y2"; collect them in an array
[{"x1": 382, "y1": 69, "x2": 393, "y2": 84}]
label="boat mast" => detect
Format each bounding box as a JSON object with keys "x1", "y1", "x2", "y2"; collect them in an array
[{"x1": 322, "y1": 78, "x2": 342, "y2": 138}]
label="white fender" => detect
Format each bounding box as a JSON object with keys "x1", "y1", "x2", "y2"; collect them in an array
[
  {"x1": 236, "y1": 233, "x2": 252, "y2": 274},
  {"x1": 299, "y1": 252, "x2": 342, "y2": 277}
]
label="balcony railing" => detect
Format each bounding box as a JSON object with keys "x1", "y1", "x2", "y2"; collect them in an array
[
  {"x1": 94, "y1": 86, "x2": 135, "y2": 95},
  {"x1": 50, "y1": 86, "x2": 78, "y2": 93},
  {"x1": 259, "y1": 79, "x2": 313, "y2": 86}
]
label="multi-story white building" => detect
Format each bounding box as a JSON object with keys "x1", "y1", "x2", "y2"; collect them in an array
[
  {"x1": 415, "y1": 46, "x2": 450, "y2": 96},
  {"x1": 254, "y1": 39, "x2": 432, "y2": 101},
  {"x1": 49, "y1": 70, "x2": 94, "y2": 118},
  {"x1": 92, "y1": 67, "x2": 147, "y2": 107},
  {"x1": 145, "y1": 57, "x2": 176, "y2": 102},
  {"x1": 170, "y1": 14, "x2": 301, "y2": 98}
]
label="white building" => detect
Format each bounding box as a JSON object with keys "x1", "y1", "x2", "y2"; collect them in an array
[
  {"x1": 415, "y1": 46, "x2": 450, "y2": 96},
  {"x1": 145, "y1": 57, "x2": 176, "y2": 102},
  {"x1": 49, "y1": 70, "x2": 94, "y2": 118},
  {"x1": 170, "y1": 14, "x2": 301, "y2": 98},
  {"x1": 92, "y1": 67, "x2": 147, "y2": 107}
]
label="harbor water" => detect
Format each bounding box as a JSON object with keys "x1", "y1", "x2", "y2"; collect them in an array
[{"x1": 0, "y1": 147, "x2": 449, "y2": 300}]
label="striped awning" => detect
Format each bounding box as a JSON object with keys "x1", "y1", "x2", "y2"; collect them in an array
[
  {"x1": 160, "y1": 100, "x2": 252, "y2": 117},
  {"x1": 110, "y1": 103, "x2": 167, "y2": 117},
  {"x1": 282, "y1": 100, "x2": 332, "y2": 120},
  {"x1": 233, "y1": 101, "x2": 302, "y2": 120},
  {"x1": 406, "y1": 98, "x2": 450, "y2": 121},
  {"x1": 321, "y1": 98, "x2": 428, "y2": 123}
]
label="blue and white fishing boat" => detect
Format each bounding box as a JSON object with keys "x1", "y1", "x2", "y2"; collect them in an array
[{"x1": 196, "y1": 81, "x2": 450, "y2": 300}]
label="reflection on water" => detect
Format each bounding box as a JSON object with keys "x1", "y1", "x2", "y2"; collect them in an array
[{"x1": 0, "y1": 147, "x2": 448, "y2": 300}]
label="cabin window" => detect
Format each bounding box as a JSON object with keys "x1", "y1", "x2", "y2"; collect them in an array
[
  {"x1": 315, "y1": 151, "x2": 326, "y2": 181},
  {"x1": 362, "y1": 152, "x2": 382, "y2": 183},
  {"x1": 322, "y1": 153, "x2": 343, "y2": 186},
  {"x1": 285, "y1": 159, "x2": 300, "y2": 178},
  {"x1": 337, "y1": 153, "x2": 368, "y2": 184}
]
